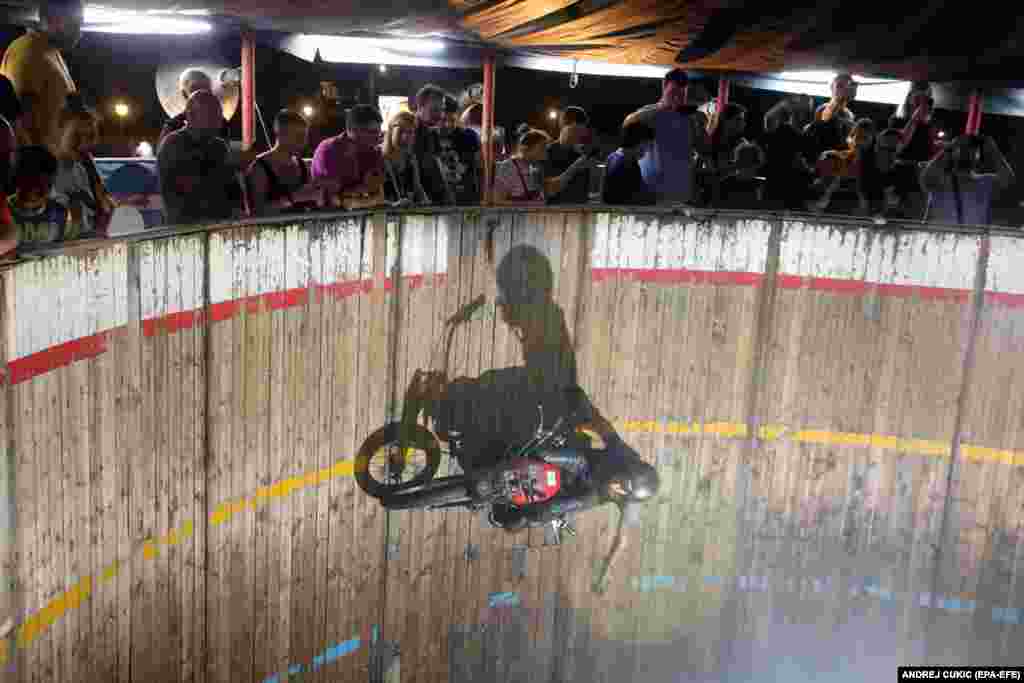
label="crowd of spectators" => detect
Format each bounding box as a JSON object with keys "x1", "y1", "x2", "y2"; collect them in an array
[{"x1": 0, "y1": 0, "x2": 1019, "y2": 259}]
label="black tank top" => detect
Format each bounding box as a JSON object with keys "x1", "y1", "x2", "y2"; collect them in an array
[{"x1": 256, "y1": 156, "x2": 309, "y2": 203}]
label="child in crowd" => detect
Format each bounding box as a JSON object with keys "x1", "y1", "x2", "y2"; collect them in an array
[
  {"x1": 811, "y1": 118, "x2": 881, "y2": 217},
  {"x1": 602, "y1": 120, "x2": 656, "y2": 205},
  {"x1": 52, "y1": 96, "x2": 115, "y2": 237},
  {"x1": 6, "y1": 145, "x2": 71, "y2": 251}
]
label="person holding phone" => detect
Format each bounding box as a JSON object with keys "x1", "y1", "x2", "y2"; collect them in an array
[{"x1": 544, "y1": 106, "x2": 596, "y2": 205}]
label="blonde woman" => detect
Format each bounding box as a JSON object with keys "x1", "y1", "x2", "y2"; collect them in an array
[{"x1": 382, "y1": 110, "x2": 429, "y2": 207}]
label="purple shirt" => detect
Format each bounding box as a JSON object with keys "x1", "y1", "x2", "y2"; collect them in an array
[{"x1": 311, "y1": 133, "x2": 383, "y2": 193}]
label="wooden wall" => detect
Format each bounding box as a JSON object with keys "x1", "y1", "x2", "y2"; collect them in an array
[{"x1": 0, "y1": 208, "x2": 1021, "y2": 683}]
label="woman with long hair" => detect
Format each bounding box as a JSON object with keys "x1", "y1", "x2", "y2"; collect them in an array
[{"x1": 381, "y1": 110, "x2": 430, "y2": 207}]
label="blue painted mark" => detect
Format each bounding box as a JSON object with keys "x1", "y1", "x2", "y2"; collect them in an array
[
  {"x1": 488, "y1": 591, "x2": 520, "y2": 608},
  {"x1": 324, "y1": 638, "x2": 360, "y2": 663},
  {"x1": 704, "y1": 575, "x2": 723, "y2": 586},
  {"x1": 993, "y1": 607, "x2": 1021, "y2": 625},
  {"x1": 262, "y1": 635, "x2": 364, "y2": 683}
]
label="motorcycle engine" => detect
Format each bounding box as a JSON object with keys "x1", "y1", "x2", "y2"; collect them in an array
[{"x1": 503, "y1": 459, "x2": 562, "y2": 506}]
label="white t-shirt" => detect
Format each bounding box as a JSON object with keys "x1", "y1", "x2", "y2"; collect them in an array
[{"x1": 52, "y1": 159, "x2": 98, "y2": 235}]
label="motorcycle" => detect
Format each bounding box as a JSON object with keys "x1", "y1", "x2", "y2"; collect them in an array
[{"x1": 353, "y1": 295, "x2": 597, "y2": 542}]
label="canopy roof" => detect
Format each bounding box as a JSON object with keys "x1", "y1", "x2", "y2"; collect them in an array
[{"x1": 2, "y1": 0, "x2": 1023, "y2": 82}]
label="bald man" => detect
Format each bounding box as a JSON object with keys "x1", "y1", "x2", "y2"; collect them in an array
[
  {"x1": 158, "y1": 90, "x2": 243, "y2": 225},
  {"x1": 157, "y1": 68, "x2": 230, "y2": 146}
]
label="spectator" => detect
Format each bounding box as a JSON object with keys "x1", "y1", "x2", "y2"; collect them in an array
[
  {"x1": 803, "y1": 73, "x2": 858, "y2": 162},
  {"x1": 411, "y1": 83, "x2": 448, "y2": 203},
  {"x1": 812, "y1": 118, "x2": 881, "y2": 216},
  {"x1": 623, "y1": 68, "x2": 709, "y2": 203},
  {"x1": 52, "y1": 95, "x2": 115, "y2": 237},
  {"x1": 702, "y1": 103, "x2": 762, "y2": 204},
  {"x1": 717, "y1": 141, "x2": 767, "y2": 209},
  {"x1": 311, "y1": 103, "x2": 386, "y2": 211},
  {"x1": 157, "y1": 69, "x2": 231, "y2": 147},
  {"x1": 6, "y1": 145, "x2": 72, "y2": 250},
  {"x1": 435, "y1": 94, "x2": 481, "y2": 205},
  {"x1": 0, "y1": 0, "x2": 82, "y2": 152},
  {"x1": 874, "y1": 128, "x2": 907, "y2": 210},
  {"x1": 602, "y1": 120, "x2": 656, "y2": 206},
  {"x1": 158, "y1": 90, "x2": 243, "y2": 225},
  {"x1": 544, "y1": 106, "x2": 595, "y2": 205},
  {"x1": 761, "y1": 96, "x2": 815, "y2": 210},
  {"x1": 0, "y1": 76, "x2": 20, "y2": 196},
  {"x1": 921, "y1": 134, "x2": 1014, "y2": 226},
  {"x1": 492, "y1": 129, "x2": 594, "y2": 206},
  {"x1": 381, "y1": 110, "x2": 429, "y2": 207},
  {"x1": 460, "y1": 102, "x2": 482, "y2": 142},
  {"x1": 245, "y1": 109, "x2": 317, "y2": 216},
  {"x1": 890, "y1": 81, "x2": 941, "y2": 163}
]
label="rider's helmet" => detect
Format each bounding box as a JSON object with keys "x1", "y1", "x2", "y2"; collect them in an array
[{"x1": 608, "y1": 461, "x2": 660, "y2": 502}]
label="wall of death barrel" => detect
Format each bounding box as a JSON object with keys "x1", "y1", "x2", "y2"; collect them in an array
[
  {"x1": 738, "y1": 220, "x2": 987, "y2": 678},
  {"x1": 203, "y1": 218, "x2": 384, "y2": 683}
]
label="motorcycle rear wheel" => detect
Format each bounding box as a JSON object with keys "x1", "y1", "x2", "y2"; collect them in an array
[{"x1": 355, "y1": 422, "x2": 442, "y2": 498}]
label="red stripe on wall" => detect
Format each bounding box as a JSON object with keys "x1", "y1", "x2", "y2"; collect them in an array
[
  {"x1": 984, "y1": 291, "x2": 1024, "y2": 308},
  {"x1": 591, "y1": 268, "x2": 764, "y2": 286},
  {"x1": 4, "y1": 268, "x2": 1010, "y2": 385},
  {"x1": 8, "y1": 332, "x2": 111, "y2": 384},
  {"x1": 776, "y1": 274, "x2": 972, "y2": 302}
]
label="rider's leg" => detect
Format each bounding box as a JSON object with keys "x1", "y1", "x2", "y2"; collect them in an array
[{"x1": 539, "y1": 449, "x2": 590, "y2": 480}]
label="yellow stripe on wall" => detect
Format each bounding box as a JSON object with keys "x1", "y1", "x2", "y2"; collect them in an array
[{"x1": 613, "y1": 419, "x2": 1024, "y2": 466}]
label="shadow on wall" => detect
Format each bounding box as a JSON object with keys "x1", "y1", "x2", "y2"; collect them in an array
[{"x1": 430, "y1": 243, "x2": 589, "y2": 466}]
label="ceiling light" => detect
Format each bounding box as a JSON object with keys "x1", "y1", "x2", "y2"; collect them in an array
[
  {"x1": 83, "y1": 5, "x2": 212, "y2": 33},
  {"x1": 83, "y1": 18, "x2": 212, "y2": 34}
]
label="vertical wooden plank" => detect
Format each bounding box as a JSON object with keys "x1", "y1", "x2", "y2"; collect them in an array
[
  {"x1": 176, "y1": 235, "x2": 203, "y2": 683},
  {"x1": 193, "y1": 233, "x2": 208, "y2": 683},
  {"x1": 242, "y1": 229, "x2": 266, "y2": 683},
  {"x1": 251, "y1": 227, "x2": 283, "y2": 683},
  {"x1": 230, "y1": 229, "x2": 254, "y2": 683},
  {"x1": 45, "y1": 257, "x2": 67, "y2": 683},
  {"x1": 134, "y1": 239, "x2": 160, "y2": 683},
  {"x1": 206, "y1": 229, "x2": 234, "y2": 683},
  {"x1": 284, "y1": 222, "x2": 312, "y2": 681},
  {"x1": 165, "y1": 238, "x2": 185, "y2": 683},
  {"x1": 116, "y1": 243, "x2": 141, "y2": 683}
]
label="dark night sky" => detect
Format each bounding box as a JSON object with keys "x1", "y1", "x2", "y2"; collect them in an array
[{"x1": 1, "y1": 24, "x2": 1022, "y2": 207}]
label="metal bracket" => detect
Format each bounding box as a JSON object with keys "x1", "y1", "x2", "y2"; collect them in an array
[
  {"x1": 510, "y1": 545, "x2": 528, "y2": 579},
  {"x1": 465, "y1": 543, "x2": 480, "y2": 562},
  {"x1": 386, "y1": 542, "x2": 400, "y2": 560}
]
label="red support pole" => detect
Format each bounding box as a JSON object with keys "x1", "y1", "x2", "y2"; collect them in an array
[
  {"x1": 241, "y1": 31, "x2": 256, "y2": 148},
  {"x1": 481, "y1": 54, "x2": 496, "y2": 206},
  {"x1": 716, "y1": 78, "x2": 730, "y2": 113},
  {"x1": 965, "y1": 91, "x2": 982, "y2": 136}
]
